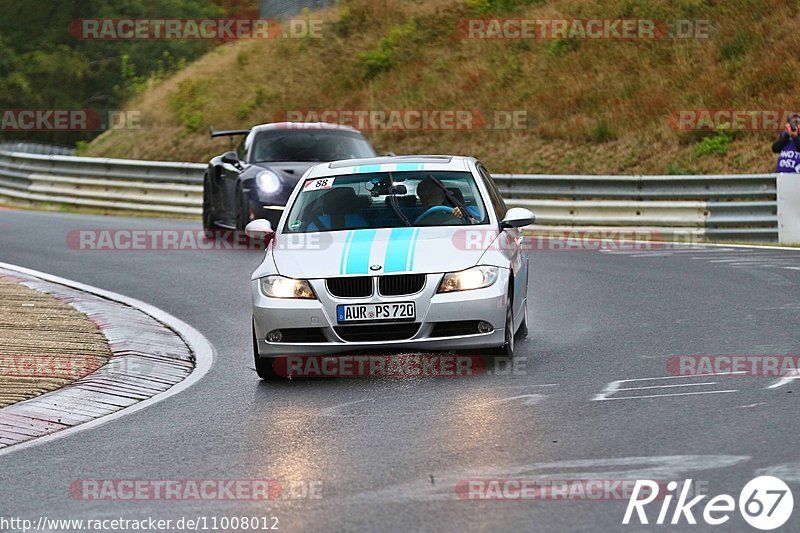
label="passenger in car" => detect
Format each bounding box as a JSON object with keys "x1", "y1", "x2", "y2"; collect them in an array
[{"x1": 308, "y1": 187, "x2": 370, "y2": 230}]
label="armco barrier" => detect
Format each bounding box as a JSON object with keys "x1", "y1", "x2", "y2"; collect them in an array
[
  {"x1": 0, "y1": 142, "x2": 74, "y2": 156},
  {"x1": 0, "y1": 149, "x2": 779, "y2": 242},
  {"x1": 0, "y1": 150, "x2": 205, "y2": 215},
  {"x1": 494, "y1": 173, "x2": 778, "y2": 242}
]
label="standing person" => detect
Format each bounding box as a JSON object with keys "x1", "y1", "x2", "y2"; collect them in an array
[{"x1": 772, "y1": 113, "x2": 800, "y2": 173}]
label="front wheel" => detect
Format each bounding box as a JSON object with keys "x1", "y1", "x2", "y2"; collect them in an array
[
  {"x1": 202, "y1": 174, "x2": 221, "y2": 233},
  {"x1": 493, "y1": 295, "x2": 515, "y2": 357},
  {"x1": 236, "y1": 188, "x2": 251, "y2": 232},
  {"x1": 517, "y1": 302, "x2": 528, "y2": 339}
]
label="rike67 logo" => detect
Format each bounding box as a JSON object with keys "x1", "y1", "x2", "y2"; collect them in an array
[{"x1": 623, "y1": 477, "x2": 793, "y2": 530}]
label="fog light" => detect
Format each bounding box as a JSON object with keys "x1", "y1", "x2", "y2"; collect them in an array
[
  {"x1": 267, "y1": 330, "x2": 282, "y2": 343},
  {"x1": 477, "y1": 321, "x2": 493, "y2": 333}
]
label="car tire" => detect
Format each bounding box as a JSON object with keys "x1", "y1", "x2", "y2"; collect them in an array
[
  {"x1": 236, "y1": 187, "x2": 250, "y2": 232},
  {"x1": 253, "y1": 323, "x2": 281, "y2": 380},
  {"x1": 493, "y1": 292, "x2": 515, "y2": 357},
  {"x1": 517, "y1": 302, "x2": 529, "y2": 339},
  {"x1": 202, "y1": 174, "x2": 221, "y2": 233}
]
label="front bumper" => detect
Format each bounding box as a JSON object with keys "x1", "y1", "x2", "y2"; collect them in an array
[{"x1": 252, "y1": 272, "x2": 509, "y2": 357}]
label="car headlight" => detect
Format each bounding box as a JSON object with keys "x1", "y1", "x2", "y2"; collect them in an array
[
  {"x1": 437, "y1": 266, "x2": 499, "y2": 293},
  {"x1": 260, "y1": 275, "x2": 316, "y2": 299},
  {"x1": 256, "y1": 170, "x2": 281, "y2": 194}
]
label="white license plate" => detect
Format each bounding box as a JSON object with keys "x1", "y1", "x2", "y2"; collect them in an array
[{"x1": 336, "y1": 302, "x2": 416, "y2": 323}]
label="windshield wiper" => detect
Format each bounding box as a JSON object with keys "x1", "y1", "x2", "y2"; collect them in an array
[
  {"x1": 427, "y1": 174, "x2": 476, "y2": 224},
  {"x1": 389, "y1": 186, "x2": 412, "y2": 227}
]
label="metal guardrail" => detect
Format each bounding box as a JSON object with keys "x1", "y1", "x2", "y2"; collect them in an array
[
  {"x1": 0, "y1": 150, "x2": 205, "y2": 215},
  {"x1": 0, "y1": 149, "x2": 779, "y2": 242},
  {"x1": 494, "y1": 173, "x2": 778, "y2": 242},
  {"x1": 0, "y1": 142, "x2": 75, "y2": 156}
]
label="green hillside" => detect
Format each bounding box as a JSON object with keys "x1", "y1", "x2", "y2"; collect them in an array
[{"x1": 84, "y1": 0, "x2": 798, "y2": 175}]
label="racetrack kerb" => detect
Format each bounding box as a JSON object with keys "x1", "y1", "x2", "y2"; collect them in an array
[{"x1": 0, "y1": 275, "x2": 111, "y2": 407}]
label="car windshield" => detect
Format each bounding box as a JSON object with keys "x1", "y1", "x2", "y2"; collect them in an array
[
  {"x1": 251, "y1": 131, "x2": 376, "y2": 163},
  {"x1": 283, "y1": 171, "x2": 489, "y2": 233}
]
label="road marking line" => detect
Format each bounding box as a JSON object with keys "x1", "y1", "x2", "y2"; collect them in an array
[
  {"x1": 319, "y1": 398, "x2": 372, "y2": 416},
  {"x1": 592, "y1": 380, "x2": 621, "y2": 401},
  {"x1": 616, "y1": 382, "x2": 716, "y2": 391},
  {"x1": 592, "y1": 372, "x2": 746, "y2": 401},
  {"x1": 616, "y1": 371, "x2": 746, "y2": 383},
  {"x1": 481, "y1": 394, "x2": 545, "y2": 406},
  {"x1": 595, "y1": 390, "x2": 738, "y2": 401},
  {"x1": 495, "y1": 383, "x2": 559, "y2": 388},
  {"x1": 767, "y1": 373, "x2": 800, "y2": 389}
]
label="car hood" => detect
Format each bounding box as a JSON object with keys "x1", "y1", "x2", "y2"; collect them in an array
[
  {"x1": 269, "y1": 226, "x2": 492, "y2": 279},
  {"x1": 253, "y1": 162, "x2": 315, "y2": 185}
]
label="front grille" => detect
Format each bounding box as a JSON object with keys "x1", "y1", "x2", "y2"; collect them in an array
[
  {"x1": 327, "y1": 277, "x2": 373, "y2": 298},
  {"x1": 275, "y1": 328, "x2": 327, "y2": 343},
  {"x1": 378, "y1": 274, "x2": 426, "y2": 296},
  {"x1": 430, "y1": 321, "x2": 483, "y2": 337},
  {"x1": 335, "y1": 323, "x2": 420, "y2": 342}
]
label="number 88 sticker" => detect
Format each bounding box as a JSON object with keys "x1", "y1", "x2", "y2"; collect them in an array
[
  {"x1": 739, "y1": 476, "x2": 794, "y2": 530},
  {"x1": 304, "y1": 178, "x2": 335, "y2": 191}
]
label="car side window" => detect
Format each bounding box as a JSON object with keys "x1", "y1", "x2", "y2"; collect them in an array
[
  {"x1": 478, "y1": 165, "x2": 508, "y2": 220},
  {"x1": 236, "y1": 137, "x2": 247, "y2": 161}
]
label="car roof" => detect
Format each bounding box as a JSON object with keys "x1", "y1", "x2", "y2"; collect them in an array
[
  {"x1": 307, "y1": 155, "x2": 474, "y2": 178},
  {"x1": 250, "y1": 122, "x2": 363, "y2": 134}
]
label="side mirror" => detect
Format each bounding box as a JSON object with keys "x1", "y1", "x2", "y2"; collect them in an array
[
  {"x1": 384, "y1": 152, "x2": 397, "y2": 157},
  {"x1": 221, "y1": 151, "x2": 242, "y2": 169},
  {"x1": 500, "y1": 207, "x2": 535, "y2": 228},
  {"x1": 245, "y1": 219, "x2": 274, "y2": 239}
]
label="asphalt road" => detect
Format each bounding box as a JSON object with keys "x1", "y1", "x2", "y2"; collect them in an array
[{"x1": 1, "y1": 207, "x2": 799, "y2": 532}]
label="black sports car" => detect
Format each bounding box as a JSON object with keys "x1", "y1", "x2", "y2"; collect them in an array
[{"x1": 203, "y1": 122, "x2": 377, "y2": 231}]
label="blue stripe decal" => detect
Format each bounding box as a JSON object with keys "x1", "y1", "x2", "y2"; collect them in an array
[
  {"x1": 396, "y1": 163, "x2": 424, "y2": 172},
  {"x1": 354, "y1": 164, "x2": 381, "y2": 174},
  {"x1": 345, "y1": 229, "x2": 377, "y2": 274},
  {"x1": 339, "y1": 231, "x2": 355, "y2": 275},
  {"x1": 383, "y1": 227, "x2": 415, "y2": 273},
  {"x1": 407, "y1": 228, "x2": 420, "y2": 270}
]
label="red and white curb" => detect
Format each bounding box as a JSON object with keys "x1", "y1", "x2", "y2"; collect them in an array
[{"x1": 0, "y1": 262, "x2": 214, "y2": 456}]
